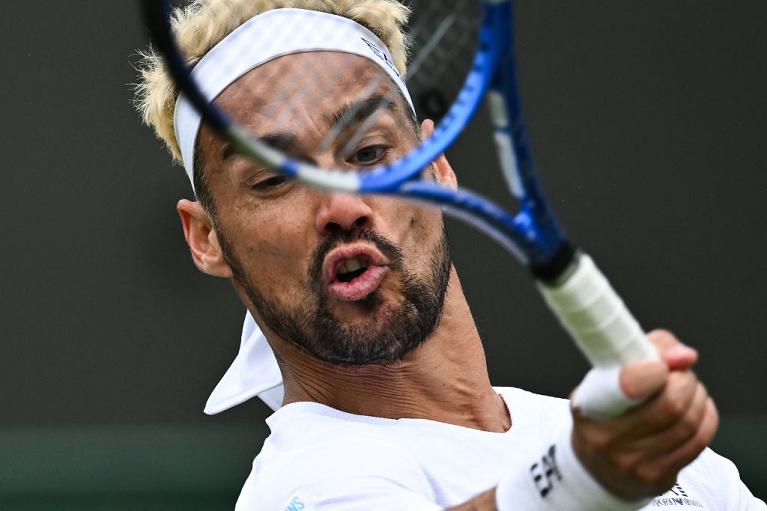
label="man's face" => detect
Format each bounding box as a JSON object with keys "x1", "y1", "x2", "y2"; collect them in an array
[{"x1": 196, "y1": 51, "x2": 452, "y2": 366}]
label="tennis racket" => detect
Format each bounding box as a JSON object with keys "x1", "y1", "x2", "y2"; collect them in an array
[{"x1": 141, "y1": 0, "x2": 659, "y2": 418}]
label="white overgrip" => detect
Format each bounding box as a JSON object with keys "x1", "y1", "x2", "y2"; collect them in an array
[{"x1": 538, "y1": 254, "x2": 659, "y2": 418}]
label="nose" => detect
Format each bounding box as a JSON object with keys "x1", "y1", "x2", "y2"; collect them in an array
[{"x1": 315, "y1": 192, "x2": 374, "y2": 236}]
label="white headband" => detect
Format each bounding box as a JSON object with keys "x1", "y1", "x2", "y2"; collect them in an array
[
  {"x1": 174, "y1": 7, "x2": 415, "y2": 191},
  {"x1": 194, "y1": 9, "x2": 416, "y2": 414}
]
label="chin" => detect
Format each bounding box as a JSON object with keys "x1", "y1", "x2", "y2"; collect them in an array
[{"x1": 332, "y1": 290, "x2": 400, "y2": 321}]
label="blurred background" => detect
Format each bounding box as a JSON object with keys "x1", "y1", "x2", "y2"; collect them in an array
[{"x1": 2, "y1": 1, "x2": 765, "y2": 509}]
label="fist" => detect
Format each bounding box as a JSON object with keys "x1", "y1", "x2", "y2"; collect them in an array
[{"x1": 571, "y1": 330, "x2": 719, "y2": 501}]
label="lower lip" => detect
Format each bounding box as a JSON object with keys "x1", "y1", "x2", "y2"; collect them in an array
[{"x1": 328, "y1": 266, "x2": 387, "y2": 302}]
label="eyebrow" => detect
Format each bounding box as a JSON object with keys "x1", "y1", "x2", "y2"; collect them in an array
[
  {"x1": 222, "y1": 133, "x2": 303, "y2": 161},
  {"x1": 220, "y1": 94, "x2": 402, "y2": 162},
  {"x1": 326, "y1": 93, "x2": 397, "y2": 134}
]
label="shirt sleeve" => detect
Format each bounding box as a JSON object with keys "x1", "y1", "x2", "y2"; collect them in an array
[
  {"x1": 675, "y1": 448, "x2": 766, "y2": 510},
  {"x1": 281, "y1": 477, "x2": 444, "y2": 511}
]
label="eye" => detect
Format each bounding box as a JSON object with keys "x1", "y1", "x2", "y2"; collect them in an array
[
  {"x1": 252, "y1": 174, "x2": 289, "y2": 191},
  {"x1": 351, "y1": 145, "x2": 389, "y2": 166}
]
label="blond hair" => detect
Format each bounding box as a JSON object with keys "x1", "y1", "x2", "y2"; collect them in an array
[{"x1": 134, "y1": 0, "x2": 411, "y2": 163}]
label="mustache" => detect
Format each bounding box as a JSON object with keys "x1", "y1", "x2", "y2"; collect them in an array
[{"x1": 308, "y1": 229, "x2": 403, "y2": 285}]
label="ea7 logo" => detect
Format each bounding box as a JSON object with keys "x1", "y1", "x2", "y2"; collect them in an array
[
  {"x1": 649, "y1": 483, "x2": 704, "y2": 508},
  {"x1": 284, "y1": 496, "x2": 305, "y2": 511},
  {"x1": 530, "y1": 444, "x2": 562, "y2": 498}
]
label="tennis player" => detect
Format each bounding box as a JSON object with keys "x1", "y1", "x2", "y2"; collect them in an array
[{"x1": 135, "y1": 1, "x2": 765, "y2": 509}]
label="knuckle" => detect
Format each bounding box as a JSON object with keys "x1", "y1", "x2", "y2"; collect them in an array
[
  {"x1": 650, "y1": 328, "x2": 676, "y2": 341},
  {"x1": 573, "y1": 423, "x2": 614, "y2": 452},
  {"x1": 663, "y1": 394, "x2": 688, "y2": 419},
  {"x1": 589, "y1": 430, "x2": 613, "y2": 451},
  {"x1": 669, "y1": 370, "x2": 695, "y2": 387},
  {"x1": 636, "y1": 464, "x2": 656, "y2": 482},
  {"x1": 679, "y1": 411, "x2": 701, "y2": 437},
  {"x1": 672, "y1": 423, "x2": 696, "y2": 445},
  {"x1": 648, "y1": 329, "x2": 678, "y2": 347},
  {"x1": 614, "y1": 453, "x2": 641, "y2": 474}
]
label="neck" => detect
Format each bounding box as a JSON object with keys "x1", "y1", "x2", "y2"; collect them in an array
[{"x1": 271, "y1": 268, "x2": 511, "y2": 433}]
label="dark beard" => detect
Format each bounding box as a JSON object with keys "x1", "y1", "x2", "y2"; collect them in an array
[{"x1": 218, "y1": 225, "x2": 452, "y2": 366}]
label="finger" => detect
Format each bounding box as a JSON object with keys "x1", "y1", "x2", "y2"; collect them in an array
[
  {"x1": 647, "y1": 330, "x2": 698, "y2": 371},
  {"x1": 663, "y1": 398, "x2": 719, "y2": 472},
  {"x1": 646, "y1": 329, "x2": 680, "y2": 351},
  {"x1": 572, "y1": 377, "x2": 705, "y2": 485},
  {"x1": 620, "y1": 360, "x2": 669, "y2": 401},
  {"x1": 634, "y1": 398, "x2": 719, "y2": 491},
  {"x1": 663, "y1": 345, "x2": 698, "y2": 372},
  {"x1": 593, "y1": 370, "x2": 699, "y2": 440},
  {"x1": 624, "y1": 381, "x2": 708, "y2": 459},
  {"x1": 626, "y1": 370, "x2": 700, "y2": 435}
]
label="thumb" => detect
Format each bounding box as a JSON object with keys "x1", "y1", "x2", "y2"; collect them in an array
[
  {"x1": 620, "y1": 359, "x2": 669, "y2": 401},
  {"x1": 647, "y1": 329, "x2": 698, "y2": 371}
]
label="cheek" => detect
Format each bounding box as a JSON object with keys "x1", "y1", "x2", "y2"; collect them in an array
[
  {"x1": 373, "y1": 196, "x2": 444, "y2": 257},
  {"x1": 221, "y1": 192, "x2": 318, "y2": 291},
  {"x1": 409, "y1": 208, "x2": 445, "y2": 265}
]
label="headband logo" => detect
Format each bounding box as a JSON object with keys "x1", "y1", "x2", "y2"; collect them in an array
[{"x1": 360, "y1": 37, "x2": 400, "y2": 77}]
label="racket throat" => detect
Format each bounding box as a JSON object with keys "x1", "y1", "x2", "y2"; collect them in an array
[{"x1": 529, "y1": 242, "x2": 577, "y2": 283}]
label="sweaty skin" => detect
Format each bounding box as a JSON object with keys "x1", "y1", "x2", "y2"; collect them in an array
[{"x1": 176, "y1": 52, "x2": 718, "y2": 507}]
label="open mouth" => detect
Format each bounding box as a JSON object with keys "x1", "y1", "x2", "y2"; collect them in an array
[
  {"x1": 325, "y1": 246, "x2": 389, "y2": 302},
  {"x1": 336, "y1": 256, "x2": 370, "y2": 283}
]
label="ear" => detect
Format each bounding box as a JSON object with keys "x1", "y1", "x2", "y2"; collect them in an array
[
  {"x1": 177, "y1": 199, "x2": 233, "y2": 278},
  {"x1": 421, "y1": 119, "x2": 458, "y2": 190}
]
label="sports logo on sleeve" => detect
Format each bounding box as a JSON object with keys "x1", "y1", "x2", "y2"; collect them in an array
[
  {"x1": 283, "y1": 495, "x2": 315, "y2": 511},
  {"x1": 530, "y1": 444, "x2": 562, "y2": 498},
  {"x1": 647, "y1": 483, "x2": 705, "y2": 508}
]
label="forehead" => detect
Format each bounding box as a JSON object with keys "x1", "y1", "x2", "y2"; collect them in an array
[{"x1": 213, "y1": 51, "x2": 409, "y2": 132}]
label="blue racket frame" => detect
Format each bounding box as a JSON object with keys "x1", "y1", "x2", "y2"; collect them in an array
[{"x1": 142, "y1": 0, "x2": 573, "y2": 279}]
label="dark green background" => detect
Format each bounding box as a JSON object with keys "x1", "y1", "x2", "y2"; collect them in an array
[{"x1": 1, "y1": 1, "x2": 765, "y2": 508}]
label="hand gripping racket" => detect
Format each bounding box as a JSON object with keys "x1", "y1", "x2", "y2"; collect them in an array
[{"x1": 141, "y1": 0, "x2": 659, "y2": 418}]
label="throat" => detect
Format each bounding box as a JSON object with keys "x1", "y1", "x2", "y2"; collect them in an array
[{"x1": 288, "y1": 362, "x2": 510, "y2": 432}]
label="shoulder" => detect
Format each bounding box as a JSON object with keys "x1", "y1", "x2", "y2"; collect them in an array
[
  {"x1": 496, "y1": 386, "x2": 570, "y2": 409},
  {"x1": 661, "y1": 448, "x2": 766, "y2": 510}
]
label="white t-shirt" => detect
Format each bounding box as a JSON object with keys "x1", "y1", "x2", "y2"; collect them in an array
[{"x1": 236, "y1": 387, "x2": 765, "y2": 510}]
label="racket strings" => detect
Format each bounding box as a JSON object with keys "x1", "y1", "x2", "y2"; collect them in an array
[
  {"x1": 209, "y1": 5, "x2": 385, "y2": 158},
  {"x1": 205, "y1": 9, "x2": 307, "y2": 135},
  {"x1": 258, "y1": 58, "x2": 397, "y2": 165},
  {"x1": 405, "y1": 0, "x2": 481, "y2": 110}
]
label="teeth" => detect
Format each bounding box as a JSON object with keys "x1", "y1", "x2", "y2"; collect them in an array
[{"x1": 339, "y1": 257, "x2": 368, "y2": 275}]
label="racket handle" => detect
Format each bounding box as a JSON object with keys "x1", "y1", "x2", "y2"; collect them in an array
[{"x1": 538, "y1": 253, "x2": 659, "y2": 418}]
